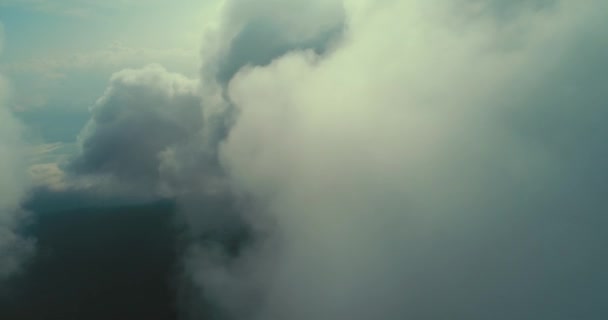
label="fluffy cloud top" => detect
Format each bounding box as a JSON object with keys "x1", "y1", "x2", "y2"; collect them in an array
[{"x1": 68, "y1": 64, "x2": 203, "y2": 194}]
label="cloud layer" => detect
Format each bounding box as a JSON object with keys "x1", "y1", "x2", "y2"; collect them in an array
[
  {"x1": 67, "y1": 64, "x2": 203, "y2": 196},
  {"x1": 200, "y1": 0, "x2": 345, "y2": 85}
]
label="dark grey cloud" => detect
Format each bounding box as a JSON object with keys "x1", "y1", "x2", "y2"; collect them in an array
[
  {"x1": 200, "y1": 0, "x2": 345, "y2": 86},
  {"x1": 188, "y1": 0, "x2": 347, "y2": 166},
  {"x1": 214, "y1": 16, "x2": 344, "y2": 85},
  {"x1": 67, "y1": 64, "x2": 203, "y2": 194}
]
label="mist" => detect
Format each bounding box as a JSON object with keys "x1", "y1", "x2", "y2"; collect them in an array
[{"x1": 0, "y1": 21, "x2": 34, "y2": 280}]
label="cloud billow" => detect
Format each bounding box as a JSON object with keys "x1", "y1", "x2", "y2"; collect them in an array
[{"x1": 67, "y1": 64, "x2": 203, "y2": 195}]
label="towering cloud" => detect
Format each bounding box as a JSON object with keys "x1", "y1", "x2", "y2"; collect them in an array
[{"x1": 0, "y1": 22, "x2": 34, "y2": 279}]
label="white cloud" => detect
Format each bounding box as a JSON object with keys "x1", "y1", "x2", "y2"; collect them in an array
[
  {"x1": 210, "y1": 0, "x2": 608, "y2": 319},
  {"x1": 0, "y1": 22, "x2": 34, "y2": 279},
  {"x1": 66, "y1": 64, "x2": 205, "y2": 197}
]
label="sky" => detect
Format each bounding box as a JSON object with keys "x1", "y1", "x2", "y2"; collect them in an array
[
  {"x1": 0, "y1": 1, "x2": 211, "y2": 144},
  {"x1": 1, "y1": 0, "x2": 608, "y2": 319}
]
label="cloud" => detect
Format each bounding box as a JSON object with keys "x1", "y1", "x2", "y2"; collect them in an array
[
  {"x1": 0, "y1": 103, "x2": 33, "y2": 278},
  {"x1": 55, "y1": 0, "x2": 349, "y2": 315},
  {"x1": 66, "y1": 64, "x2": 204, "y2": 197},
  {"x1": 38, "y1": 0, "x2": 608, "y2": 318},
  {"x1": 209, "y1": 1, "x2": 608, "y2": 319},
  {"x1": 199, "y1": 0, "x2": 345, "y2": 86},
  {"x1": 0, "y1": 22, "x2": 34, "y2": 279}
]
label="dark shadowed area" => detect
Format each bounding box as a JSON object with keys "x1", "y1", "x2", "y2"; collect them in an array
[
  {"x1": 0, "y1": 188, "x2": 252, "y2": 320},
  {"x1": 0, "y1": 199, "x2": 180, "y2": 320}
]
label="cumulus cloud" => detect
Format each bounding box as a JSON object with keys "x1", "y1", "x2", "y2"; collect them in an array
[
  {"x1": 67, "y1": 64, "x2": 203, "y2": 196},
  {"x1": 0, "y1": 22, "x2": 34, "y2": 279}
]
